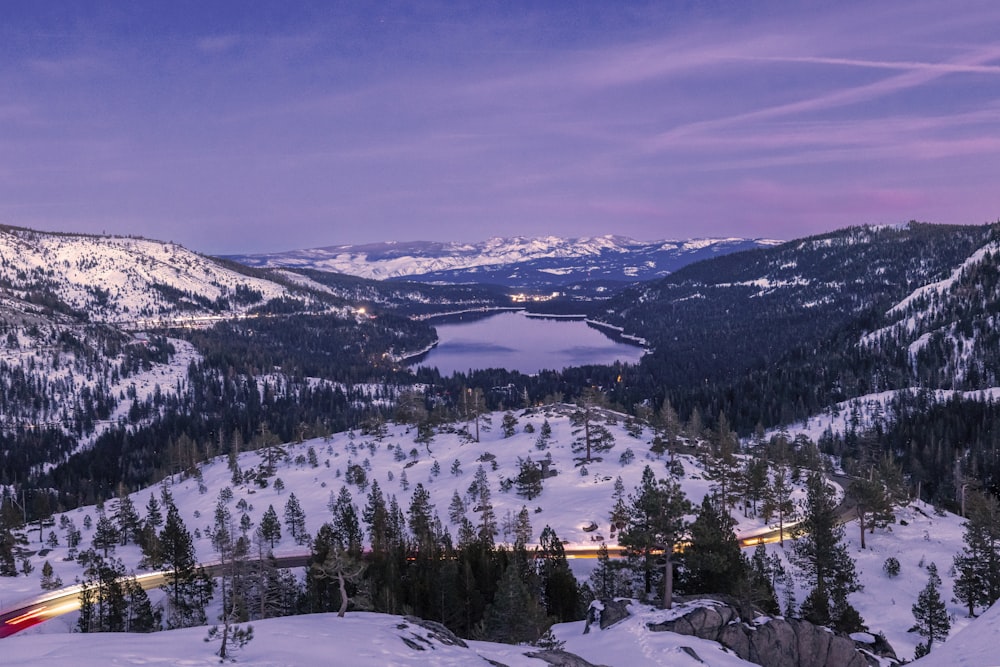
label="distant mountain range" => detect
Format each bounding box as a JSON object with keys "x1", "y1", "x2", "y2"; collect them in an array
[{"x1": 224, "y1": 235, "x2": 782, "y2": 289}]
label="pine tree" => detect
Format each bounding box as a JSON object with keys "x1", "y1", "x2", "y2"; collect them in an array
[
  {"x1": 207, "y1": 510, "x2": 253, "y2": 659},
  {"x1": 115, "y1": 491, "x2": 141, "y2": 546},
  {"x1": 536, "y1": 525, "x2": 579, "y2": 622},
  {"x1": 762, "y1": 465, "x2": 795, "y2": 546},
  {"x1": 849, "y1": 471, "x2": 895, "y2": 549},
  {"x1": 792, "y1": 472, "x2": 862, "y2": 632},
  {"x1": 476, "y1": 563, "x2": 550, "y2": 644},
  {"x1": 407, "y1": 483, "x2": 435, "y2": 554},
  {"x1": 953, "y1": 489, "x2": 1000, "y2": 616},
  {"x1": 911, "y1": 562, "x2": 949, "y2": 656},
  {"x1": 704, "y1": 412, "x2": 741, "y2": 510},
  {"x1": 160, "y1": 502, "x2": 211, "y2": 629},
  {"x1": 448, "y1": 491, "x2": 466, "y2": 525},
  {"x1": 618, "y1": 465, "x2": 690, "y2": 608},
  {"x1": 589, "y1": 543, "x2": 630, "y2": 600},
  {"x1": 92, "y1": 513, "x2": 119, "y2": 558},
  {"x1": 329, "y1": 486, "x2": 364, "y2": 556},
  {"x1": 502, "y1": 411, "x2": 518, "y2": 438},
  {"x1": 682, "y1": 495, "x2": 746, "y2": 597},
  {"x1": 535, "y1": 419, "x2": 553, "y2": 450},
  {"x1": 571, "y1": 391, "x2": 615, "y2": 464},
  {"x1": 283, "y1": 493, "x2": 308, "y2": 545},
  {"x1": 515, "y1": 457, "x2": 544, "y2": 500},
  {"x1": 308, "y1": 524, "x2": 367, "y2": 618},
  {"x1": 260, "y1": 504, "x2": 282, "y2": 549},
  {"x1": 40, "y1": 560, "x2": 63, "y2": 590}
]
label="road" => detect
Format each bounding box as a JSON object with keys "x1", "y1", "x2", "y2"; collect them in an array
[
  {"x1": 0, "y1": 553, "x2": 311, "y2": 638},
  {"x1": 0, "y1": 476, "x2": 856, "y2": 638}
]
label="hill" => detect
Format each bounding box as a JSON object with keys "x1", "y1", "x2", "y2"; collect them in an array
[{"x1": 0, "y1": 406, "x2": 977, "y2": 662}]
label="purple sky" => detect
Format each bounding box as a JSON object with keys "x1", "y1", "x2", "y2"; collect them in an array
[{"x1": 2, "y1": 1, "x2": 999, "y2": 254}]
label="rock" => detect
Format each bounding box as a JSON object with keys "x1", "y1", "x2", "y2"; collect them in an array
[
  {"x1": 402, "y1": 615, "x2": 468, "y2": 648},
  {"x1": 646, "y1": 600, "x2": 895, "y2": 667},
  {"x1": 587, "y1": 598, "x2": 631, "y2": 631},
  {"x1": 718, "y1": 622, "x2": 751, "y2": 657},
  {"x1": 524, "y1": 649, "x2": 609, "y2": 667}
]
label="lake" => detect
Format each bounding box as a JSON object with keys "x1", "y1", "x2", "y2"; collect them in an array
[{"x1": 411, "y1": 310, "x2": 646, "y2": 375}]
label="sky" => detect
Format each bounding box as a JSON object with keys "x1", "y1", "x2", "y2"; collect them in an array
[{"x1": 2, "y1": 1, "x2": 999, "y2": 255}]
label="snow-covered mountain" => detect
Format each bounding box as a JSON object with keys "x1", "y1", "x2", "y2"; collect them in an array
[
  {"x1": 0, "y1": 225, "x2": 332, "y2": 327},
  {"x1": 225, "y1": 235, "x2": 781, "y2": 288}
]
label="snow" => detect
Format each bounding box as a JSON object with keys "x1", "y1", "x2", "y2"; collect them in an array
[
  {"x1": 910, "y1": 598, "x2": 1000, "y2": 666},
  {"x1": 233, "y1": 236, "x2": 778, "y2": 280},
  {"x1": 0, "y1": 406, "x2": 979, "y2": 663},
  {"x1": 0, "y1": 227, "x2": 326, "y2": 326}
]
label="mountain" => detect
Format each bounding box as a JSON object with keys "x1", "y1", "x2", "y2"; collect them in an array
[
  {"x1": 595, "y1": 222, "x2": 1000, "y2": 424},
  {"x1": 0, "y1": 224, "x2": 334, "y2": 327},
  {"x1": 224, "y1": 235, "x2": 781, "y2": 289}
]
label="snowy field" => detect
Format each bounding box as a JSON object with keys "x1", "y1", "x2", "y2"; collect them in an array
[{"x1": 0, "y1": 407, "x2": 986, "y2": 664}]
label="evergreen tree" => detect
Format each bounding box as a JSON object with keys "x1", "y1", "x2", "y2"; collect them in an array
[
  {"x1": 953, "y1": 489, "x2": 1000, "y2": 616},
  {"x1": 502, "y1": 411, "x2": 518, "y2": 438},
  {"x1": 704, "y1": 412, "x2": 741, "y2": 510},
  {"x1": 40, "y1": 560, "x2": 63, "y2": 590},
  {"x1": 746, "y1": 544, "x2": 781, "y2": 615},
  {"x1": 536, "y1": 526, "x2": 579, "y2": 622},
  {"x1": 682, "y1": 495, "x2": 746, "y2": 597},
  {"x1": 791, "y1": 473, "x2": 862, "y2": 632},
  {"x1": 259, "y1": 504, "x2": 282, "y2": 549},
  {"x1": 849, "y1": 471, "x2": 895, "y2": 549},
  {"x1": 283, "y1": 493, "x2": 308, "y2": 545},
  {"x1": 570, "y1": 391, "x2": 615, "y2": 464},
  {"x1": 911, "y1": 563, "x2": 949, "y2": 656},
  {"x1": 742, "y1": 457, "x2": 770, "y2": 518},
  {"x1": 762, "y1": 465, "x2": 795, "y2": 546},
  {"x1": 476, "y1": 563, "x2": 550, "y2": 644},
  {"x1": 515, "y1": 457, "x2": 544, "y2": 500},
  {"x1": 618, "y1": 465, "x2": 690, "y2": 608},
  {"x1": 92, "y1": 513, "x2": 118, "y2": 558},
  {"x1": 448, "y1": 491, "x2": 466, "y2": 525},
  {"x1": 115, "y1": 491, "x2": 141, "y2": 546},
  {"x1": 514, "y1": 506, "x2": 533, "y2": 547},
  {"x1": 207, "y1": 510, "x2": 253, "y2": 660},
  {"x1": 160, "y1": 502, "x2": 212, "y2": 629},
  {"x1": 407, "y1": 483, "x2": 435, "y2": 554},
  {"x1": 145, "y1": 493, "x2": 163, "y2": 531},
  {"x1": 589, "y1": 543, "x2": 630, "y2": 600},
  {"x1": 535, "y1": 419, "x2": 553, "y2": 450},
  {"x1": 329, "y1": 486, "x2": 364, "y2": 556}
]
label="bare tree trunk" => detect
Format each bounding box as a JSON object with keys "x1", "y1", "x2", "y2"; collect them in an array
[
  {"x1": 337, "y1": 570, "x2": 348, "y2": 618},
  {"x1": 663, "y1": 549, "x2": 674, "y2": 610}
]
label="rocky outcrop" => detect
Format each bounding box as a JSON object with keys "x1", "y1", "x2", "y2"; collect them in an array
[
  {"x1": 642, "y1": 602, "x2": 892, "y2": 667},
  {"x1": 523, "y1": 649, "x2": 608, "y2": 667},
  {"x1": 583, "y1": 598, "x2": 632, "y2": 634}
]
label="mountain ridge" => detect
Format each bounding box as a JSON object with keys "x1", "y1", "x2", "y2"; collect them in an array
[{"x1": 224, "y1": 234, "x2": 782, "y2": 288}]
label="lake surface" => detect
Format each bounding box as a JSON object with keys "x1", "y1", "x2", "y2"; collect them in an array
[{"x1": 412, "y1": 311, "x2": 645, "y2": 375}]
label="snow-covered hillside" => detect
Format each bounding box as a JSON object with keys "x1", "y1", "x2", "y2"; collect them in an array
[
  {"x1": 0, "y1": 406, "x2": 975, "y2": 663},
  {"x1": 0, "y1": 225, "x2": 329, "y2": 326},
  {"x1": 3, "y1": 605, "x2": 762, "y2": 667}
]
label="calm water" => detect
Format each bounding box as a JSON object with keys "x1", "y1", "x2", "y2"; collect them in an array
[{"x1": 412, "y1": 311, "x2": 645, "y2": 375}]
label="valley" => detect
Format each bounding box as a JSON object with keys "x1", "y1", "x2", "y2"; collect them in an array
[{"x1": 2, "y1": 222, "x2": 1000, "y2": 665}]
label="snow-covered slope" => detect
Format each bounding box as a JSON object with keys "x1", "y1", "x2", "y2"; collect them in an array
[
  {"x1": 0, "y1": 405, "x2": 973, "y2": 663},
  {"x1": 226, "y1": 235, "x2": 781, "y2": 287},
  {"x1": 0, "y1": 225, "x2": 326, "y2": 326},
  {"x1": 3, "y1": 606, "x2": 759, "y2": 666}
]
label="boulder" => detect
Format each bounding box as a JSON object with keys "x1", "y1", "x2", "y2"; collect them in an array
[{"x1": 646, "y1": 601, "x2": 892, "y2": 667}]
